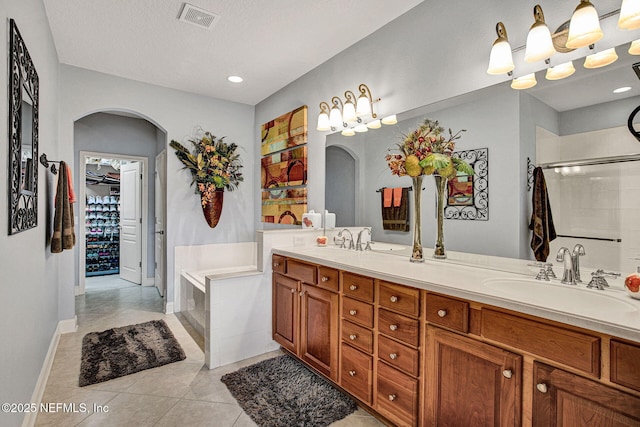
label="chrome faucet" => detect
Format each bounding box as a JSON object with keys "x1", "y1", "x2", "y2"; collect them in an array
[
  {"x1": 338, "y1": 229, "x2": 355, "y2": 250},
  {"x1": 556, "y1": 247, "x2": 577, "y2": 285},
  {"x1": 571, "y1": 244, "x2": 585, "y2": 283},
  {"x1": 356, "y1": 228, "x2": 372, "y2": 251}
]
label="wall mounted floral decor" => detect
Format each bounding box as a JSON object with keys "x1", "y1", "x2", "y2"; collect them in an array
[{"x1": 170, "y1": 129, "x2": 243, "y2": 228}]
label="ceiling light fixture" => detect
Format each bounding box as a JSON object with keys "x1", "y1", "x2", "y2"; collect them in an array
[
  {"x1": 545, "y1": 61, "x2": 576, "y2": 80},
  {"x1": 227, "y1": 75, "x2": 243, "y2": 83},
  {"x1": 316, "y1": 84, "x2": 396, "y2": 136},
  {"x1": 525, "y1": 5, "x2": 556, "y2": 63},
  {"x1": 511, "y1": 73, "x2": 538, "y2": 90},
  {"x1": 613, "y1": 86, "x2": 632, "y2": 93},
  {"x1": 584, "y1": 47, "x2": 618, "y2": 68}
]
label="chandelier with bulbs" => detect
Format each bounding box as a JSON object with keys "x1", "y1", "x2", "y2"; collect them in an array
[{"x1": 487, "y1": 0, "x2": 640, "y2": 89}]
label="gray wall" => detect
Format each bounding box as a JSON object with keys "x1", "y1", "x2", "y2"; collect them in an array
[
  {"x1": 0, "y1": 2, "x2": 62, "y2": 425},
  {"x1": 325, "y1": 146, "x2": 356, "y2": 227},
  {"x1": 74, "y1": 112, "x2": 162, "y2": 283},
  {"x1": 560, "y1": 95, "x2": 640, "y2": 136}
]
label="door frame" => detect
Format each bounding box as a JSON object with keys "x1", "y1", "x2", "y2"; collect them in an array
[
  {"x1": 78, "y1": 151, "x2": 150, "y2": 295},
  {"x1": 154, "y1": 150, "x2": 167, "y2": 300}
]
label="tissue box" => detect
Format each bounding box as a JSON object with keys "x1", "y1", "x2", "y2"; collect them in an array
[
  {"x1": 324, "y1": 212, "x2": 336, "y2": 229},
  {"x1": 302, "y1": 211, "x2": 322, "y2": 229}
]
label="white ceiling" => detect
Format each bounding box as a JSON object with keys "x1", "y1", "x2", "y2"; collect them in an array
[{"x1": 43, "y1": 0, "x2": 423, "y2": 105}]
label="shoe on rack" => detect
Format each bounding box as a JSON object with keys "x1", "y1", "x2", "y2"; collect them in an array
[
  {"x1": 89, "y1": 195, "x2": 96, "y2": 204},
  {"x1": 96, "y1": 196, "x2": 103, "y2": 204}
]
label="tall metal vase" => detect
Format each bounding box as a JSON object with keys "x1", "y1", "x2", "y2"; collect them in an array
[
  {"x1": 410, "y1": 175, "x2": 424, "y2": 263},
  {"x1": 434, "y1": 174, "x2": 448, "y2": 259}
]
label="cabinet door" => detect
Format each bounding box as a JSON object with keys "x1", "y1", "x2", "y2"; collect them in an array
[
  {"x1": 272, "y1": 273, "x2": 299, "y2": 354},
  {"x1": 533, "y1": 362, "x2": 640, "y2": 427},
  {"x1": 300, "y1": 283, "x2": 339, "y2": 381},
  {"x1": 426, "y1": 327, "x2": 522, "y2": 426}
]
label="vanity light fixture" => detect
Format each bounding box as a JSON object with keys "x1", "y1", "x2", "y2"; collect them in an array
[
  {"x1": 584, "y1": 47, "x2": 618, "y2": 68},
  {"x1": 619, "y1": 0, "x2": 640, "y2": 30},
  {"x1": 525, "y1": 5, "x2": 557, "y2": 63},
  {"x1": 566, "y1": 0, "x2": 604, "y2": 49},
  {"x1": 511, "y1": 73, "x2": 538, "y2": 90},
  {"x1": 613, "y1": 86, "x2": 632, "y2": 93},
  {"x1": 487, "y1": 22, "x2": 515, "y2": 75},
  {"x1": 545, "y1": 61, "x2": 576, "y2": 80},
  {"x1": 629, "y1": 39, "x2": 640, "y2": 54},
  {"x1": 316, "y1": 83, "x2": 394, "y2": 137}
]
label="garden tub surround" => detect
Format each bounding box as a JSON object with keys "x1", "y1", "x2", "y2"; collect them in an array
[{"x1": 272, "y1": 245, "x2": 640, "y2": 342}]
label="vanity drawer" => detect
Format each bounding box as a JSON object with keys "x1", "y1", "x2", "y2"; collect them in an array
[
  {"x1": 611, "y1": 339, "x2": 640, "y2": 392},
  {"x1": 342, "y1": 272, "x2": 374, "y2": 302},
  {"x1": 342, "y1": 320, "x2": 373, "y2": 354},
  {"x1": 340, "y1": 343, "x2": 373, "y2": 405},
  {"x1": 378, "y1": 334, "x2": 419, "y2": 377},
  {"x1": 378, "y1": 281, "x2": 420, "y2": 318},
  {"x1": 378, "y1": 308, "x2": 419, "y2": 348},
  {"x1": 318, "y1": 266, "x2": 339, "y2": 292},
  {"x1": 425, "y1": 293, "x2": 469, "y2": 333},
  {"x1": 342, "y1": 297, "x2": 374, "y2": 328},
  {"x1": 376, "y1": 361, "x2": 419, "y2": 427},
  {"x1": 286, "y1": 259, "x2": 317, "y2": 284},
  {"x1": 272, "y1": 255, "x2": 286, "y2": 274},
  {"x1": 482, "y1": 309, "x2": 600, "y2": 377}
]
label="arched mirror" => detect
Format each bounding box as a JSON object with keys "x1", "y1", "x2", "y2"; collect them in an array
[{"x1": 8, "y1": 19, "x2": 39, "y2": 234}]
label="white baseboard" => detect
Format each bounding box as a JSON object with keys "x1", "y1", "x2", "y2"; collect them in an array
[
  {"x1": 165, "y1": 301, "x2": 174, "y2": 314},
  {"x1": 22, "y1": 316, "x2": 77, "y2": 427}
]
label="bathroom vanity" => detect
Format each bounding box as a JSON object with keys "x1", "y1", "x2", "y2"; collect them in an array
[{"x1": 271, "y1": 246, "x2": 640, "y2": 426}]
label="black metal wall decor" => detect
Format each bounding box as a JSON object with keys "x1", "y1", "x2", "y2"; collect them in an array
[
  {"x1": 444, "y1": 147, "x2": 488, "y2": 220},
  {"x1": 8, "y1": 19, "x2": 39, "y2": 234}
]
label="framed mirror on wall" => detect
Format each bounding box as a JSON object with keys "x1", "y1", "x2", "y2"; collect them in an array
[{"x1": 8, "y1": 19, "x2": 39, "y2": 234}]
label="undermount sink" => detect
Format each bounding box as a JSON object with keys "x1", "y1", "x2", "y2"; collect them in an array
[
  {"x1": 369, "y1": 242, "x2": 408, "y2": 253},
  {"x1": 481, "y1": 277, "x2": 638, "y2": 315}
]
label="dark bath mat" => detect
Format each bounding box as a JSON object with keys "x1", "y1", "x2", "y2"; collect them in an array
[
  {"x1": 221, "y1": 354, "x2": 357, "y2": 427},
  {"x1": 79, "y1": 319, "x2": 186, "y2": 386}
]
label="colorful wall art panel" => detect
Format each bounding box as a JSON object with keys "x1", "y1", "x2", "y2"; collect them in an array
[
  {"x1": 261, "y1": 146, "x2": 307, "y2": 188},
  {"x1": 260, "y1": 105, "x2": 308, "y2": 156},
  {"x1": 261, "y1": 188, "x2": 308, "y2": 225}
]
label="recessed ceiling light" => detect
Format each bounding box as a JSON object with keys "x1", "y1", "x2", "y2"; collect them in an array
[
  {"x1": 227, "y1": 75, "x2": 243, "y2": 83},
  {"x1": 613, "y1": 86, "x2": 632, "y2": 93}
]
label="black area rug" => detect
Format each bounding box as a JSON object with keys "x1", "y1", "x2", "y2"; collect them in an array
[
  {"x1": 221, "y1": 354, "x2": 357, "y2": 427},
  {"x1": 79, "y1": 319, "x2": 186, "y2": 387}
]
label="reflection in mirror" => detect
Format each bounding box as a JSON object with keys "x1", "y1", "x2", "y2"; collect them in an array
[
  {"x1": 325, "y1": 40, "x2": 640, "y2": 275},
  {"x1": 8, "y1": 19, "x2": 39, "y2": 234}
]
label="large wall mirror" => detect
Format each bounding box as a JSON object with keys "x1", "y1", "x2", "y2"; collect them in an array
[
  {"x1": 8, "y1": 19, "x2": 39, "y2": 234},
  {"x1": 326, "y1": 39, "x2": 640, "y2": 275}
]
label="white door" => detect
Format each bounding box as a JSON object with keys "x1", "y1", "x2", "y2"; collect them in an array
[
  {"x1": 154, "y1": 151, "x2": 166, "y2": 297},
  {"x1": 120, "y1": 161, "x2": 142, "y2": 284}
]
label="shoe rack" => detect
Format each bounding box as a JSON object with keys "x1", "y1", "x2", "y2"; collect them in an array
[{"x1": 85, "y1": 188, "x2": 120, "y2": 276}]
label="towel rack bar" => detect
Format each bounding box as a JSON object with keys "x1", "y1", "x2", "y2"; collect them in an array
[
  {"x1": 556, "y1": 234, "x2": 621, "y2": 243},
  {"x1": 39, "y1": 153, "x2": 61, "y2": 175},
  {"x1": 376, "y1": 186, "x2": 413, "y2": 193}
]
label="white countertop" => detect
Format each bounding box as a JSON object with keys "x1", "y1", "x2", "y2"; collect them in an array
[{"x1": 273, "y1": 245, "x2": 640, "y2": 343}]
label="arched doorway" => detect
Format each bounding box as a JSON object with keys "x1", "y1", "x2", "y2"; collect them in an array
[{"x1": 325, "y1": 145, "x2": 356, "y2": 227}]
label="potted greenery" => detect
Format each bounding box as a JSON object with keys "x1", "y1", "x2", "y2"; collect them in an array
[{"x1": 170, "y1": 130, "x2": 243, "y2": 228}]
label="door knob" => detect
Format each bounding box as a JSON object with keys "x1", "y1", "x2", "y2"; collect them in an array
[{"x1": 155, "y1": 230, "x2": 165, "y2": 235}]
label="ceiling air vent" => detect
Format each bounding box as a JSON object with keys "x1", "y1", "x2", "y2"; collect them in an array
[{"x1": 178, "y1": 3, "x2": 220, "y2": 30}]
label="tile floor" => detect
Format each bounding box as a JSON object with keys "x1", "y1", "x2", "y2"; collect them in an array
[{"x1": 35, "y1": 276, "x2": 384, "y2": 426}]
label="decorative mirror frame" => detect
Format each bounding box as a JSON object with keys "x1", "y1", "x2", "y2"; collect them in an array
[
  {"x1": 8, "y1": 19, "x2": 39, "y2": 234},
  {"x1": 444, "y1": 147, "x2": 488, "y2": 220}
]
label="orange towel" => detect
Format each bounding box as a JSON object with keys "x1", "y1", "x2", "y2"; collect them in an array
[
  {"x1": 383, "y1": 188, "x2": 393, "y2": 207},
  {"x1": 393, "y1": 187, "x2": 403, "y2": 207},
  {"x1": 66, "y1": 164, "x2": 76, "y2": 204}
]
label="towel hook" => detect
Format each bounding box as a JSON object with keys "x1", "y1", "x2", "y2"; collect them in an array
[
  {"x1": 39, "y1": 153, "x2": 61, "y2": 175},
  {"x1": 527, "y1": 157, "x2": 535, "y2": 191}
]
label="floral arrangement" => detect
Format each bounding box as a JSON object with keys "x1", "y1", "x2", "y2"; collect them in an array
[
  {"x1": 170, "y1": 130, "x2": 243, "y2": 206},
  {"x1": 386, "y1": 118, "x2": 474, "y2": 179}
]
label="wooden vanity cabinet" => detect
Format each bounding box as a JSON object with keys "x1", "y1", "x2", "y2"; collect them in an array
[
  {"x1": 532, "y1": 362, "x2": 640, "y2": 426},
  {"x1": 425, "y1": 326, "x2": 522, "y2": 426},
  {"x1": 272, "y1": 261, "x2": 339, "y2": 382}
]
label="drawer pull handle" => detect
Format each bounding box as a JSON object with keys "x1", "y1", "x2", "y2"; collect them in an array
[
  {"x1": 349, "y1": 284, "x2": 358, "y2": 291},
  {"x1": 388, "y1": 394, "x2": 396, "y2": 401},
  {"x1": 389, "y1": 353, "x2": 398, "y2": 360},
  {"x1": 389, "y1": 324, "x2": 398, "y2": 331},
  {"x1": 299, "y1": 291, "x2": 306, "y2": 296},
  {"x1": 390, "y1": 295, "x2": 398, "y2": 303},
  {"x1": 502, "y1": 370, "x2": 513, "y2": 379},
  {"x1": 349, "y1": 370, "x2": 356, "y2": 377},
  {"x1": 349, "y1": 334, "x2": 357, "y2": 340},
  {"x1": 290, "y1": 288, "x2": 295, "y2": 294},
  {"x1": 273, "y1": 262, "x2": 279, "y2": 267},
  {"x1": 437, "y1": 309, "x2": 447, "y2": 318},
  {"x1": 536, "y1": 383, "x2": 548, "y2": 394},
  {"x1": 321, "y1": 276, "x2": 329, "y2": 282},
  {"x1": 349, "y1": 310, "x2": 357, "y2": 316}
]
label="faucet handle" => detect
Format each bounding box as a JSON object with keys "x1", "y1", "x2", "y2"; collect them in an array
[
  {"x1": 535, "y1": 268, "x2": 550, "y2": 281},
  {"x1": 544, "y1": 263, "x2": 556, "y2": 279},
  {"x1": 587, "y1": 270, "x2": 608, "y2": 290},
  {"x1": 333, "y1": 235, "x2": 346, "y2": 248}
]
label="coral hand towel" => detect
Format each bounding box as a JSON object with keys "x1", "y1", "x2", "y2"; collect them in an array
[
  {"x1": 383, "y1": 188, "x2": 393, "y2": 208},
  {"x1": 393, "y1": 187, "x2": 403, "y2": 207}
]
